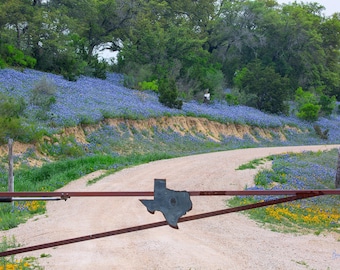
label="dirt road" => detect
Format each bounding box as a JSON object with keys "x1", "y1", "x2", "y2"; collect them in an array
[{"x1": 3, "y1": 145, "x2": 340, "y2": 269}]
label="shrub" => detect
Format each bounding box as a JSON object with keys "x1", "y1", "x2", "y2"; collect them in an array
[
  {"x1": 87, "y1": 58, "x2": 108, "y2": 79},
  {"x1": 225, "y1": 93, "x2": 239, "y2": 105},
  {"x1": 55, "y1": 51, "x2": 86, "y2": 81},
  {"x1": 123, "y1": 74, "x2": 136, "y2": 89},
  {"x1": 0, "y1": 93, "x2": 27, "y2": 144},
  {"x1": 138, "y1": 80, "x2": 159, "y2": 92},
  {"x1": 0, "y1": 57, "x2": 5, "y2": 69},
  {"x1": 38, "y1": 137, "x2": 85, "y2": 157},
  {"x1": 294, "y1": 87, "x2": 336, "y2": 119},
  {"x1": 0, "y1": 117, "x2": 25, "y2": 144},
  {"x1": 294, "y1": 87, "x2": 317, "y2": 108},
  {"x1": 119, "y1": 61, "x2": 154, "y2": 89},
  {"x1": 205, "y1": 69, "x2": 225, "y2": 98},
  {"x1": 0, "y1": 44, "x2": 36, "y2": 68},
  {"x1": 318, "y1": 94, "x2": 336, "y2": 117},
  {"x1": 0, "y1": 93, "x2": 26, "y2": 118},
  {"x1": 296, "y1": 103, "x2": 321, "y2": 122},
  {"x1": 233, "y1": 61, "x2": 289, "y2": 114},
  {"x1": 158, "y1": 77, "x2": 183, "y2": 109},
  {"x1": 30, "y1": 76, "x2": 57, "y2": 110}
]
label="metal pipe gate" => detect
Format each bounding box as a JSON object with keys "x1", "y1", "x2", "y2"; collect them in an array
[{"x1": 0, "y1": 179, "x2": 339, "y2": 257}]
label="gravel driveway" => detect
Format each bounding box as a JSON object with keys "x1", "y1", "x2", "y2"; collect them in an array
[{"x1": 4, "y1": 145, "x2": 340, "y2": 269}]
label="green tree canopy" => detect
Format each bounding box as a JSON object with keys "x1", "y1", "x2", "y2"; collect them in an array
[
  {"x1": 234, "y1": 60, "x2": 289, "y2": 114},
  {"x1": 0, "y1": 0, "x2": 339, "y2": 109}
]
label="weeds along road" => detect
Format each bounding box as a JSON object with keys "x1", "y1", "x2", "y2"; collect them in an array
[{"x1": 4, "y1": 145, "x2": 340, "y2": 270}]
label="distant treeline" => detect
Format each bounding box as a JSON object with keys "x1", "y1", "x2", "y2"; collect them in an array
[{"x1": 0, "y1": 0, "x2": 339, "y2": 113}]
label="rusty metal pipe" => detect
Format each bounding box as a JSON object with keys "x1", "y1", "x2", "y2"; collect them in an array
[
  {"x1": 0, "y1": 189, "x2": 339, "y2": 200},
  {"x1": 0, "y1": 193, "x2": 318, "y2": 257}
]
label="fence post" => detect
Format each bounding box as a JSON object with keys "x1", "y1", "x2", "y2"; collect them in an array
[
  {"x1": 8, "y1": 138, "x2": 14, "y2": 207},
  {"x1": 336, "y1": 148, "x2": 340, "y2": 189}
]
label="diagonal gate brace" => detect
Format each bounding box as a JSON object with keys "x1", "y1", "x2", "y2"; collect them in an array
[
  {"x1": 0, "y1": 192, "x2": 320, "y2": 257},
  {"x1": 0, "y1": 178, "x2": 336, "y2": 257}
]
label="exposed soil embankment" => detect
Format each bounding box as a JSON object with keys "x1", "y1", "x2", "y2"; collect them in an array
[
  {"x1": 68, "y1": 116, "x2": 299, "y2": 144},
  {"x1": 0, "y1": 116, "x2": 304, "y2": 163}
]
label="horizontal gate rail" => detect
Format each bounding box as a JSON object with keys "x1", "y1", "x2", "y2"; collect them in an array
[
  {"x1": 0, "y1": 184, "x2": 339, "y2": 257},
  {"x1": 0, "y1": 189, "x2": 339, "y2": 202},
  {"x1": 0, "y1": 192, "x2": 320, "y2": 257}
]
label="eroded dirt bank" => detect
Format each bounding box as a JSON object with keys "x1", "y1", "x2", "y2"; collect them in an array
[{"x1": 0, "y1": 116, "x2": 302, "y2": 158}]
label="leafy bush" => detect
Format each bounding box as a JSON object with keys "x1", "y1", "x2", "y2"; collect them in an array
[
  {"x1": 0, "y1": 117, "x2": 25, "y2": 144},
  {"x1": 233, "y1": 61, "x2": 289, "y2": 114},
  {"x1": 0, "y1": 118, "x2": 46, "y2": 144},
  {"x1": 318, "y1": 94, "x2": 336, "y2": 116},
  {"x1": 30, "y1": 76, "x2": 56, "y2": 112},
  {"x1": 294, "y1": 87, "x2": 317, "y2": 108},
  {"x1": 0, "y1": 93, "x2": 27, "y2": 144},
  {"x1": 296, "y1": 103, "x2": 321, "y2": 122},
  {"x1": 0, "y1": 44, "x2": 36, "y2": 68},
  {"x1": 138, "y1": 80, "x2": 159, "y2": 92},
  {"x1": 54, "y1": 50, "x2": 87, "y2": 81},
  {"x1": 0, "y1": 58, "x2": 5, "y2": 69},
  {"x1": 38, "y1": 137, "x2": 85, "y2": 157},
  {"x1": 294, "y1": 87, "x2": 336, "y2": 120},
  {"x1": 122, "y1": 74, "x2": 136, "y2": 89},
  {"x1": 0, "y1": 93, "x2": 26, "y2": 118},
  {"x1": 225, "y1": 93, "x2": 239, "y2": 105},
  {"x1": 158, "y1": 77, "x2": 183, "y2": 109},
  {"x1": 202, "y1": 68, "x2": 225, "y2": 99},
  {"x1": 119, "y1": 61, "x2": 155, "y2": 89},
  {"x1": 86, "y1": 58, "x2": 108, "y2": 79}
]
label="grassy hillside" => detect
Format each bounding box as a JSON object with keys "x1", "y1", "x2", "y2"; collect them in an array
[
  {"x1": 1, "y1": 68, "x2": 339, "y2": 156},
  {"x1": 0, "y1": 69, "x2": 339, "y2": 268},
  {"x1": 1, "y1": 68, "x2": 340, "y2": 194}
]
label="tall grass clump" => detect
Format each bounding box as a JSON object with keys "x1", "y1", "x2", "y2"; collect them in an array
[
  {"x1": 30, "y1": 76, "x2": 57, "y2": 120},
  {"x1": 229, "y1": 149, "x2": 340, "y2": 234},
  {"x1": 0, "y1": 92, "x2": 27, "y2": 144},
  {"x1": 0, "y1": 236, "x2": 41, "y2": 269}
]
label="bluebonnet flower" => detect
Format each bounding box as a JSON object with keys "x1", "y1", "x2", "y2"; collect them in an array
[{"x1": 1, "y1": 68, "x2": 340, "y2": 145}]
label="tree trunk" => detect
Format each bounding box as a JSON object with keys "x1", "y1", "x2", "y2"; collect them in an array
[{"x1": 336, "y1": 148, "x2": 340, "y2": 189}]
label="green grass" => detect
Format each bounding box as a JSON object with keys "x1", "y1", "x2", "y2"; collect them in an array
[
  {"x1": 228, "y1": 150, "x2": 340, "y2": 234},
  {"x1": 0, "y1": 236, "x2": 42, "y2": 269},
  {"x1": 236, "y1": 157, "x2": 270, "y2": 170},
  {"x1": 228, "y1": 196, "x2": 340, "y2": 234},
  {"x1": 0, "y1": 152, "x2": 175, "y2": 230},
  {"x1": 0, "y1": 151, "x2": 177, "y2": 268},
  {"x1": 0, "y1": 131, "x2": 339, "y2": 268}
]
